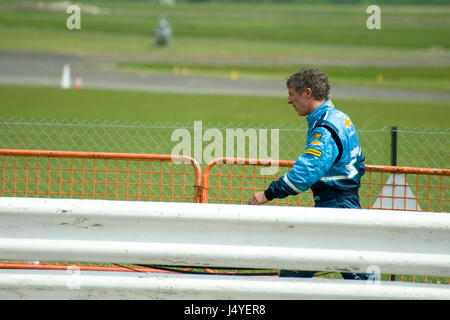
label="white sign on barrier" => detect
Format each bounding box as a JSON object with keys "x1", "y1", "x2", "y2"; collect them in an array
[{"x1": 373, "y1": 174, "x2": 422, "y2": 210}]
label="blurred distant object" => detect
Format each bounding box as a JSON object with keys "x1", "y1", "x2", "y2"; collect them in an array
[
  {"x1": 74, "y1": 75, "x2": 83, "y2": 90},
  {"x1": 376, "y1": 73, "x2": 384, "y2": 84},
  {"x1": 429, "y1": 45, "x2": 445, "y2": 55},
  {"x1": 159, "y1": 0, "x2": 176, "y2": 6},
  {"x1": 172, "y1": 66, "x2": 181, "y2": 76},
  {"x1": 61, "y1": 63, "x2": 71, "y2": 89},
  {"x1": 230, "y1": 70, "x2": 239, "y2": 80},
  {"x1": 154, "y1": 17, "x2": 173, "y2": 47}
]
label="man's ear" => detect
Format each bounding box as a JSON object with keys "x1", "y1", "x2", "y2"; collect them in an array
[{"x1": 304, "y1": 88, "x2": 313, "y2": 98}]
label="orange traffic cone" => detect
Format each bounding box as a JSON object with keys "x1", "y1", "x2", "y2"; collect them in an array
[{"x1": 74, "y1": 75, "x2": 83, "y2": 89}]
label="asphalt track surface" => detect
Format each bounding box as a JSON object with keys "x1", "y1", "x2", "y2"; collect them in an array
[{"x1": 1, "y1": 51, "x2": 449, "y2": 101}]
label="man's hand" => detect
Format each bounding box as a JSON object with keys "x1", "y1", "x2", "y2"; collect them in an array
[{"x1": 248, "y1": 191, "x2": 269, "y2": 205}]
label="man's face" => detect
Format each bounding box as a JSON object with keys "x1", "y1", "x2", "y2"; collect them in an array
[{"x1": 287, "y1": 86, "x2": 311, "y2": 117}]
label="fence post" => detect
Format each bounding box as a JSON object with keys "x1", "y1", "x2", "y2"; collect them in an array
[
  {"x1": 390, "y1": 126, "x2": 398, "y2": 282},
  {"x1": 391, "y1": 126, "x2": 398, "y2": 167}
]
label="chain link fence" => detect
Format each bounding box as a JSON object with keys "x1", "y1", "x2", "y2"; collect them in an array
[
  {"x1": 1, "y1": 117, "x2": 448, "y2": 170},
  {"x1": 0, "y1": 117, "x2": 449, "y2": 212}
]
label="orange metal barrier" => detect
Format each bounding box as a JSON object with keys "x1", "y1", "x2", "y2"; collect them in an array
[
  {"x1": 201, "y1": 158, "x2": 450, "y2": 212},
  {"x1": 361, "y1": 165, "x2": 450, "y2": 212},
  {"x1": 201, "y1": 158, "x2": 314, "y2": 206},
  {"x1": 0, "y1": 149, "x2": 202, "y2": 203},
  {"x1": 2, "y1": 150, "x2": 447, "y2": 211},
  {"x1": 0, "y1": 261, "x2": 174, "y2": 274},
  {"x1": 0, "y1": 261, "x2": 270, "y2": 276}
]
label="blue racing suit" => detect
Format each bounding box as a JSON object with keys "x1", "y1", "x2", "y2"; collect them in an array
[
  {"x1": 264, "y1": 99, "x2": 365, "y2": 208},
  {"x1": 264, "y1": 99, "x2": 372, "y2": 280}
]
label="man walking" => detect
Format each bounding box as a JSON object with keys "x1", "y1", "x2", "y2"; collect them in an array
[{"x1": 248, "y1": 68, "x2": 370, "y2": 280}]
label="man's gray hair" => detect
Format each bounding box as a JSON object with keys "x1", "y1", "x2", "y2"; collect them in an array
[{"x1": 286, "y1": 69, "x2": 330, "y2": 101}]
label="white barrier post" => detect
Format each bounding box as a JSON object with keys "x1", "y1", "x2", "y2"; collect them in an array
[
  {"x1": 0, "y1": 197, "x2": 449, "y2": 277},
  {"x1": 1, "y1": 269, "x2": 449, "y2": 300}
]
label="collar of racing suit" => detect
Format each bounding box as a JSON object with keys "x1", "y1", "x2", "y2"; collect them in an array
[{"x1": 306, "y1": 98, "x2": 334, "y2": 127}]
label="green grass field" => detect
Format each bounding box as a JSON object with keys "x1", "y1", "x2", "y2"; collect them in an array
[
  {"x1": 2, "y1": 1, "x2": 449, "y2": 49},
  {"x1": 1, "y1": 85, "x2": 449, "y2": 128}
]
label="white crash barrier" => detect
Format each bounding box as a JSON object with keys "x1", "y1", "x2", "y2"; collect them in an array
[
  {"x1": 0, "y1": 269, "x2": 449, "y2": 300},
  {"x1": 0, "y1": 197, "x2": 449, "y2": 277}
]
